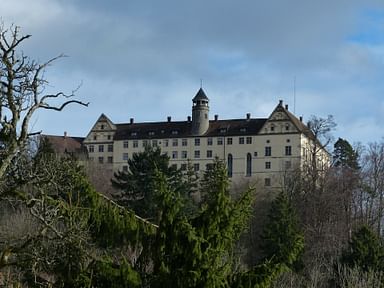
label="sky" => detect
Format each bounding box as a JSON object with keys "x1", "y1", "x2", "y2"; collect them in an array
[{"x1": 2, "y1": 0, "x2": 384, "y2": 145}]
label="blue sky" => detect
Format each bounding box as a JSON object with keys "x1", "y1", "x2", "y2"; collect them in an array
[{"x1": 2, "y1": 0, "x2": 384, "y2": 145}]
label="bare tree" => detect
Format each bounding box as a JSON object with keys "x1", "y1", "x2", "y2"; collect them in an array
[
  {"x1": 359, "y1": 141, "x2": 384, "y2": 235},
  {"x1": 0, "y1": 24, "x2": 88, "y2": 180}
]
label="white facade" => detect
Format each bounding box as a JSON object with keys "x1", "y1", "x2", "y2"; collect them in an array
[{"x1": 83, "y1": 89, "x2": 329, "y2": 189}]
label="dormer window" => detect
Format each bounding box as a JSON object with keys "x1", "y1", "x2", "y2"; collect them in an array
[
  {"x1": 100, "y1": 124, "x2": 104, "y2": 130},
  {"x1": 240, "y1": 128, "x2": 246, "y2": 132},
  {"x1": 131, "y1": 132, "x2": 137, "y2": 136},
  {"x1": 285, "y1": 124, "x2": 290, "y2": 131},
  {"x1": 271, "y1": 125, "x2": 275, "y2": 132},
  {"x1": 172, "y1": 130, "x2": 178, "y2": 135},
  {"x1": 220, "y1": 128, "x2": 227, "y2": 133},
  {"x1": 148, "y1": 131, "x2": 155, "y2": 136}
]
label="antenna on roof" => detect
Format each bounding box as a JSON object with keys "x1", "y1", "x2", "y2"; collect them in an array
[{"x1": 293, "y1": 76, "x2": 296, "y2": 114}]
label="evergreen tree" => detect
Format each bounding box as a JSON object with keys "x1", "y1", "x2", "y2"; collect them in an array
[
  {"x1": 340, "y1": 225, "x2": 384, "y2": 272},
  {"x1": 150, "y1": 159, "x2": 254, "y2": 287},
  {"x1": 260, "y1": 192, "x2": 304, "y2": 271},
  {"x1": 112, "y1": 145, "x2": 184, "y2": 221},
  {"x1": 333, "y1": 138, "x2": 360, "y2": 170}
]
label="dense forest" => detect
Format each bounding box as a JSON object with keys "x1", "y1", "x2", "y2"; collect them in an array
[{"x1": 1, "y1": 25, "x2": 384, "y2": 288}]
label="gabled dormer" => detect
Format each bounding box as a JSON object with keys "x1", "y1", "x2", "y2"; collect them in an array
[
  {"x1": 259, "y1": 100, "x2": 304, "y2": 135},
  {"x1": 84, "y1": 114, "x2": 116, "y2": 144}
]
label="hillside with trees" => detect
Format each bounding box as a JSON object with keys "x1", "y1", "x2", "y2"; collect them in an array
[{"x1": 1, "y1": 24, "x2": 384, "y2": 288}]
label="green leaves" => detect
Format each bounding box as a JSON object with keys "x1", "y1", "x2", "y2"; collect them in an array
[
  {"x1": 151, "y1": 160, "x2": 254, "y2": 288},
  {"x1": 341, "y1": 225, "x2": 384, "y2": 272}
]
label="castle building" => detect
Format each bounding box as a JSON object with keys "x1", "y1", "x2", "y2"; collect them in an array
[{"x1": 83, "y1": 88, "x2": 329, "y2": 188}]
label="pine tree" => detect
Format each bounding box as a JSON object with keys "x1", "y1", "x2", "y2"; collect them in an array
[
  {"x1": 340, "y1": 225, "x2": 384, "y2": 272},
  {"x1": 150, "y1": 159, "x2": 254, "y2": 287},
  {"x1": 111, "y1": 145, "x2": 184, "y2": 221},
  {"x1": 333, "y1": 138, "x2": 360, "y2": 170},
  {"x1": 260, "y1": 192, "x2": 304, "y2": 270}
]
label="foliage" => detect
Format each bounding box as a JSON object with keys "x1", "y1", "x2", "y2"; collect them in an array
[
  {"x1": 340, "y1": 225, "x2": 384, "y2": 272},
  {"x1": 260, "y1": 192, "x2": 304, "y2": 271},
  {"x1": 112, "y1": 145, "x2": 188, "y2": 221},
  {"x1": 231, "y1": 192, "x2": 304, "y2": 288},
  {"x1": 333, "y1": 137, "x2": 360, "y2": 170},
  {"x1": 150, "y1": 159, "x2": 254, "y2": 288}
]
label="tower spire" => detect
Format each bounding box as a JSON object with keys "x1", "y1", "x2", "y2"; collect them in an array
[{"x1": 191, "y1": 88, "x2": 210, "y2": 136}]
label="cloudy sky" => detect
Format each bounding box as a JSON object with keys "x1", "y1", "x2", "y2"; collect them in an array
[{"x1": 2, "y1": 0, "x2": 384, "y2": 144}]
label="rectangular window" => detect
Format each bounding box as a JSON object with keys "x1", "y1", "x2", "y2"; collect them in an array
[
  {"x1": 265, "y1": 178, "x2": 271, "y2": 187},
  {"x1": 246, "y1": 137, "x2": 252, "y2": 144},
  {"x1": 98, "y1": 145, "x2": 104, "y2": 153},
  {"x1": 123, "y1": 153, "x2": 129, "y2": 161},
  {"x1": 206, "y1": 163, "x2": 214, "y2": 170},
  {"x1": 217, "y1": 137, "x2": 223, "y2": 145},
  {"x1": 122, "y1": 165, "x2": 128, "y2": 172},
  {"x1": 207, "y1": 138, "x2": 213, "y2": 146},
  {"x1": 107, "y1": 156, "x2": 113, "y2": 163},
  {"x1": 285, "y1": 161, "x2": 292, "y2": 170},
  {"x1": 123, "y1": 141, "x2": 129, "y2": 148},
  {"x1": 108, "y1": 144, "x2": 113, "y2": 152},
  {"x1": 142, "y1": 140, "x2": 148, "y2": 147},
  {"x1": 227, "y1": 138, "x2": 233, "y2": 145},
  {"x1": 182, "y1": 139, "x2": 188, "y2": 146},
  {"x1": 194, "y1": 150, "x2": 200, "y2": 158},
  {"x1": 193, "y1": 163, "x2": 200, "y2": 171},
  {"x1": 182, "y1": 151, "x2": 188, "y2": 159},
  {"x1": 164, "y1": 139, "x2": 169, "y2": 147},
  {"x1": 195, "y1": 138, "x2": 200, "y2": 146},
  {"x1": 239, "y1": 137, "x2": 245, "y2": 144},
  {"x1": 133, "y1": 140, "x2": 138, "y2": 148},
  {"x1": 265, "y1": 146, "x2": 271, "y2": 156},
  {"x1": 285, "y1": 146, "x2": 292, "y2": 156},
  {"x1": 172, "y1": 139, "x2": 178, "y2": 147},
  {"x1": 88, "y1": 145, "x2": 94, "y2": 153},
  {"x1": 107, "y1": 135, "x2": 111, "y2": 140},
  {"x1": 181, "y1": 164, "x2": 187, "y2": 171},
  {"x1": 172, "y1": 151, "x2": 178, "y2": 159},
  {"x1": 152, "y1": 140, "x2": 158, "y2": 147},
  {"x1": 265, "y1": 161, "x2": 271, "y2": 169},
  {"x1": 98, "y1": 156, "x2": 104, "y2": 164},
  {"x1": 171, "y1": 164, "x2": 177, "y2": 169},
  {"x1": 207, "y1": 150, "x2": 213, "y2": 158}
]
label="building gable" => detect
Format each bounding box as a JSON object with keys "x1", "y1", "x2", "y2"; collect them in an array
[
  {"x1": 84, "y1": 114, "x2": 116, "y2": 143},
  {"x1": 259, "y1": 100, "x2": 303, "y2": 135}
]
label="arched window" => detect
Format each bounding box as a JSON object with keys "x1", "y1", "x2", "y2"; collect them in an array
[
  {"x1": 228, "y1": 154, "x2": 233, "y2": 178},
  {"x1": 246, "y1": 153, "x2": 252, "y2": 177}
]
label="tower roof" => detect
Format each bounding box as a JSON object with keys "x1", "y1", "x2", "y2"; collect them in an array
[{"x1": 192, "y1": 88, "x2": 209, "y2": 102}]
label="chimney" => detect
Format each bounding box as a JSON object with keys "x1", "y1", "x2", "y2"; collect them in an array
[
  {"x1": 214, "y1": 114, "x2": 218, "y2": 121},
  {"x1": 299, "y1": 116, "x2": 303, "y2": 122},
  {"x1": 246, "y1": 113, "x2": 251, "y2": 120},
  {"x1": 167, "y1": 116, "x2": 171, "y2": 122},
  {"x1": 64, "y1": 131, "x2": 67, "y2": 138},
  {"x1": 130, "y1": 118, "x2": 134, "y2": 124},
  {"x1": 285, "y1": 104, "x2": 288, "y2": 110},
  {"x1": 187, "y1": 116, "x2": 191, "y2": 122},
  {"x1": 279, "y1": 100, "x2": 283, "y2": 106}
]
